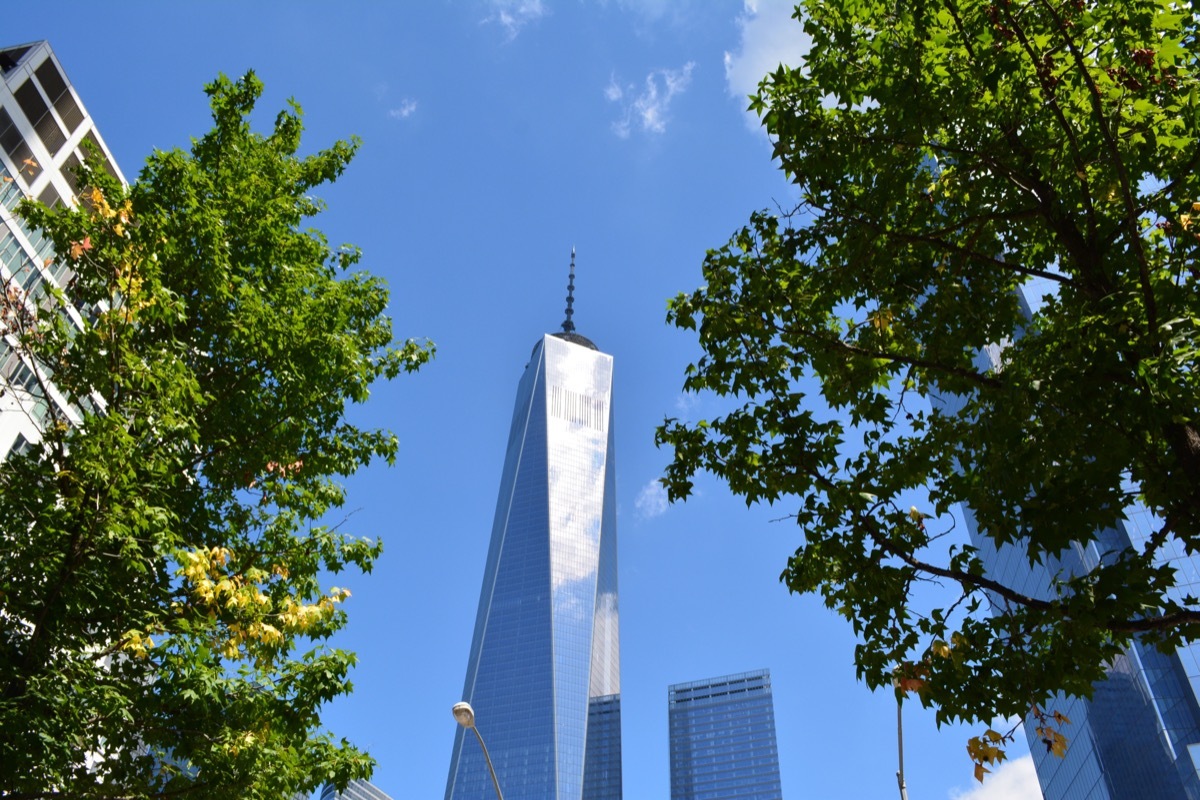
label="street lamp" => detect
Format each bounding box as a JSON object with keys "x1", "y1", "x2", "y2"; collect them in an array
[
  {"x1": 896, "y1": 692, "x2": 910, "y2": 800},
  {"x1": 452, "y1": 701, "x2": 505, "y2": 800}
]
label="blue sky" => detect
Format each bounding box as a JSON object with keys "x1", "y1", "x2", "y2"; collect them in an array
[{"x1": 14, "y1": 3, "x2": 1040, "y2": 798}]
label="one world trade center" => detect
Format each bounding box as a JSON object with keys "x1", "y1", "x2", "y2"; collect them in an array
[{"x1": 445, "y1": 253, "x2": 621, "y2": 800}]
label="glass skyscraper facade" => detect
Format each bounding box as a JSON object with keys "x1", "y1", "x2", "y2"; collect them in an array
[
  {"x1": 319, "y1": 779, "x2": 395, "y2": 800},
  {"x1": 445, "y1": 306, "x2": 621, "y2": 800},
  {"x1": 668, "y1": 669, "x2": 783, "y2": 800},
  {"x1": 937, "y1": 289, "x2": 1200, "y2": 800}
]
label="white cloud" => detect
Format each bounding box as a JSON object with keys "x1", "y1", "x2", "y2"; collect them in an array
[
  {"x1": 723, "y1": 0, "x2": 810, "y2": 128},
  {"x1": 673, "y1": 393, "x2": 699, "y2": 418},
  {"x1": 606, "y1": 62, "x2": 695, "y2": 139},
  {"x1": 604, "y1": 76, "x2": 624, "y2": 103},
  {"x1": 949, "y1": 754, "x2": 1041, "y2": 800},
  {"x1": 483, "y1": 0, "x2": 547, "y2": 39},
  {"x1": 635, "y1": 479, "x2": 669, "y2": 519},
  {"x1": 613, "y1": 0, "x2": 675, "y2": 23},
  {"x1": 387, "y1": 99, "x2": 418, "y2": 120}
]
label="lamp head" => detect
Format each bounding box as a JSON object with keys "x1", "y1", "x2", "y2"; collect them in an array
[{"x1": 452, "y1": 701, "x2": 476, "y2": 729}]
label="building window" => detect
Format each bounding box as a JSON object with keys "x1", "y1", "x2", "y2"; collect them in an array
[
  {"x1": 14, "y1": 78, "x2": 67, "y2": 158},
  {"x1": 34, "y1": 58, "x2": 84, "y2": 134},
  {"x1": 37, "y1": 183, "x2": 61, "y2": 209},
  {"x1": 0, "y1": 46, "x2": 31, "y2": 77},
  {"x1": 81, "y1": 131, "x2": 118, "y2": 181},
  {"x1": 0, "y1": 107, "x2": 40, "y2": 183}
]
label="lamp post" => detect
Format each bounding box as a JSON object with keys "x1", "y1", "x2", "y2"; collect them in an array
[
  {"x1": 896, "y1": 690, "x2": 910, "y2": 800},
  {"x1": 452, "y1": 701, "x2": 505, "y2": 800}
]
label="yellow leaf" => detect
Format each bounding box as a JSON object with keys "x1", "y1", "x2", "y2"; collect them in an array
[{"x1": 974, "y1": 763, "x2": 988, "y2": 783}]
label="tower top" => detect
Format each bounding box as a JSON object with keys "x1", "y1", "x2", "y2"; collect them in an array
[
  {"x1": 549, "y1": 247, "x2": 598, "y2": 351},
  {"x1": 562, "y1": 247, "x2": 577, "y2": 334}
]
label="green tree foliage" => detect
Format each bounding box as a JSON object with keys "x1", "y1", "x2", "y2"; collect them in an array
[
  {"x1": 0, "y1": 74, "x2": 431, "y2": 798},
  {"x1": 658, "y1": 0, "x2": 1200, "y2": 776}
]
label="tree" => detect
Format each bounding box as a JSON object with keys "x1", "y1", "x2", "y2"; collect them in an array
[
  {"x1": 657, "y1": 0, "x2": 1199, "y2": 778},
  {"x1": 0, "y1": 73, "x2": 431, "y2": 798}
]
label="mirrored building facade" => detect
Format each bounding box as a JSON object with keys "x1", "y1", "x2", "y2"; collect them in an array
[
  {"x1": 936, "y1": 288, "x2": 1200, "y2": 800},
  {"x1": 319, "y1": 779, "x2": 395, "y2": 800},
  {"x1": 668, "y1": 669, "x2": 783, "y2": 800},
  {"x1": 445, "y1": 293, "x2": 621, "y2": 800}
]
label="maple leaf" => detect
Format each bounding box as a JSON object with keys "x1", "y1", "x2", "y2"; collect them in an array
[{"x1": 69, "y1": 236, "x2": 93, "y2": 259}]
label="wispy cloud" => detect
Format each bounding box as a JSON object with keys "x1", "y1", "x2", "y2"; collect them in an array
[
  {"x1": 483, "y1": 0, "x2": 548, "y2": 39},
  {"x1": 724, "y1": 0, "x2": 810, "y2": 129},
  {"x1": 635, "y1": 479, "x2": 669, "y2": 520},
  {"x1": 606, "y1": 62, "x2": 696, "y2": 138},
  {"x1": 673, "y1": 393, "x2": 699, "y2": 418},
  {"x1": 604, "y1": 75, "x2": 624, "y2": 103},
  {"x1": 948, "y1": 754, "x2": 1041, "y2": 800},
  {"x1": 612, "y1": 0, "x2": 677, "y2": 24},
  {"x1": 387, "y1": 99, "x2": 418, "y2": 120}
]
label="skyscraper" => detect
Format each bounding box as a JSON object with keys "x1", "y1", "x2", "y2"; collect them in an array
[
  {"x1": 320, "y1": 779, "x2": 395, "y2": 800},
  {"x1": 0, "y1": 40, "x2": 124, "y2": 458},
  {"x1": 445, "y1": 254, "x2": 621, "y2": 800},
  {"x1": 668, "y1": 669, "x2": 784, "y2": 800},
  {"x1": 938, "y1": 288, "x2": 1200, "y2": 800}
]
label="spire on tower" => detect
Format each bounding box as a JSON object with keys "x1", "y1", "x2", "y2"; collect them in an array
[{"x1": 562, "y1": 247, "x2": 577, "y2": 334}]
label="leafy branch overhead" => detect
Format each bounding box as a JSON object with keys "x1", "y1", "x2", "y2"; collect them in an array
[
  {"x1": 658, "y1": 0, "x2": 1199, "y2": 779},
  {"x1": 0, "y1": 73, "x2": 431, "y2": 798}
]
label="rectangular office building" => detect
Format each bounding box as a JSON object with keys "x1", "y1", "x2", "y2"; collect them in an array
[{"x1": 668, "y1": 669, "x2": 783, "y2": 800}]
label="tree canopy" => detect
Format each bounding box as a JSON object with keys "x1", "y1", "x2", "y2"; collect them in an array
[
  {"x1": 0, "y1": 73, "x2": 431, "y2": 798},
  {"x1": 658, "y1": 0, "x2": 1200, "y2": 778}
]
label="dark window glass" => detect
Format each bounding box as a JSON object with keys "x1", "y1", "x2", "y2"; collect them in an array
[
  {"x1": 82, "y1": 131, "x2": 117, "y2": 181},
  {"x1": 34, "y1": 59, "x2": 67, "y2": 103},
  {"x1": 15, "y1": 78, "x2": 66, "y2": 157},
  {"x1": 0, "y1": 46, "x2": 31, "y2": 76},
  {"x1": 35, "y1": 58, "x2": 83, "y2": 133},
  {"x1": 61, "y1": 151, "x2": 83, "y2": 196},
  {"x1": 0, "y1": 107, "x2": 40, "y2": 182},
  {"x1": 37, "y1": 183, "x2": 60, "y2": 209}
]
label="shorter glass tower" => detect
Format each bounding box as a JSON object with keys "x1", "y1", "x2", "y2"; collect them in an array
[
  {"x1": 319, "y1": 779, "x2": 394, "y2": 800},
  {"x1": 932, "y1": 287, "x2": 1200, "y2": 799},
  {"x1": 668, "y1": 669, "x2": 784, "y2": 800}
]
